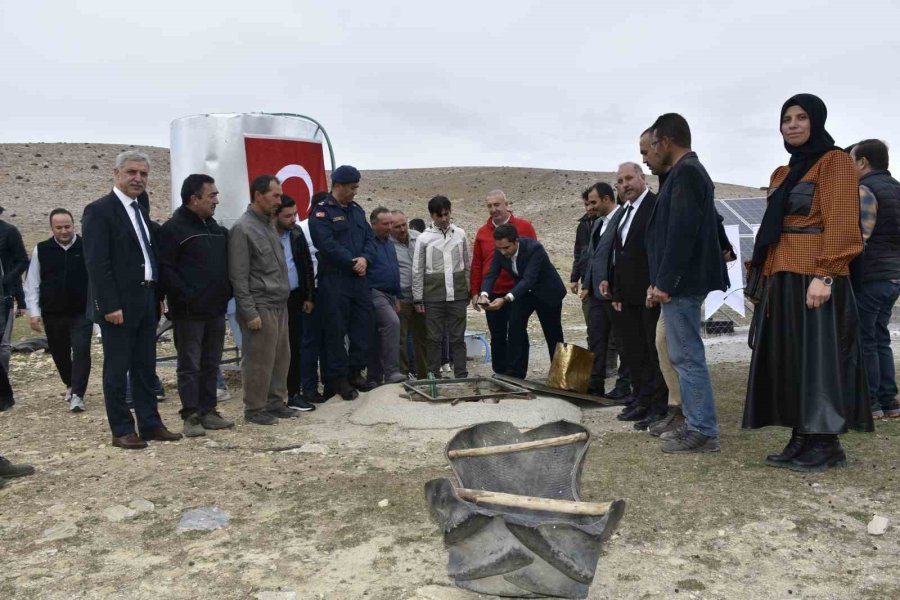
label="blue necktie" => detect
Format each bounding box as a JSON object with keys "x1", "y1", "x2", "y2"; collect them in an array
[{"x1": 131, "y1": 201, "x2": 157, "y2": 281}]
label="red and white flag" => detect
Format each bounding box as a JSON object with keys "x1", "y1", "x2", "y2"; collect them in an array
[{"x1": 244, "y1": 136, "x2": 328, "y2": 219}]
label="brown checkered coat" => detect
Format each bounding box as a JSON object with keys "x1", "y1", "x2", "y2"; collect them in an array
[{"x1": 763, "y1": 149, "x2": 863, "y2": 277}]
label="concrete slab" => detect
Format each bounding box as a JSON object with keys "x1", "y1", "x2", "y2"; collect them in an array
[{"x1": 349, "y1": 383, "x2": 582, "y2": 430}]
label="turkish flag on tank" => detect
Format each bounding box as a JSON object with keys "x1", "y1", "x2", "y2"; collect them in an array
[{"x1": 244, "y1": 136, "x2": 328, "y2": 219}]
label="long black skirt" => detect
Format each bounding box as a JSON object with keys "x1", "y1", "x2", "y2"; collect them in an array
[{"x1": 743, "y1": 272, "x2": 873, "y2": 434}]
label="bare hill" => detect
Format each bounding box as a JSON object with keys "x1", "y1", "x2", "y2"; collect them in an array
[{"x1": 0, "y1": 143, "x2": 762, "y2": 268}]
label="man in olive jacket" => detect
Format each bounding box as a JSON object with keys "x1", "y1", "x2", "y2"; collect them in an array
[{"x1": 158, "y1": 174, "x2": 234, "y2": 437}]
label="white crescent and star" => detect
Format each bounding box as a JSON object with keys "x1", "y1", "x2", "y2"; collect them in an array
[{"x1": 275, "y1": 164, "x2": 315, "y2": 211}]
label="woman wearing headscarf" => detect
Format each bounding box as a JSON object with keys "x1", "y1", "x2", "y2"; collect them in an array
[{"x1": 743, "y1": 93, "x2": 873, "y2": 472}]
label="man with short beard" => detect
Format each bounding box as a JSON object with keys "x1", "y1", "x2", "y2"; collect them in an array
[
  {"x1": 391, "y1": 210, "x2": 427, "y2": 379},
  {"x1": 228, "y1": 175, "x2": 297, "y2": 425},
  {"x1": 646, "y1": 113, "x2": 728, "y2": 454}
]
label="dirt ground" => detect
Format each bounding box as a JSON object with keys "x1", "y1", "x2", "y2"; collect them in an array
[{"x1": 1, "y1": 320, "x2": 898, "y2": 600}]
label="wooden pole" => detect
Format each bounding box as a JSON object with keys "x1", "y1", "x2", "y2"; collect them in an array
[
  {"x1": 447, "y1": 432, "x2": 587, "y2": 458},
  {"x1": 455, "y1": 488, "x2": 611, "y2": 516}
]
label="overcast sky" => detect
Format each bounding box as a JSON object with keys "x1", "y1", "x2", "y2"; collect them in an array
[{"x1": 3, "y1": 1, "x2": 899, "y2": 187}]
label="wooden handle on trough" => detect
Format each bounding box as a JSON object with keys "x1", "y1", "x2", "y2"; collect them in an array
[
  {"x1": 455, "y1": 488, "x2": 611, "y2": 516},
  {"x1": 447, "y1": 432, "x2": 587, "y2": 458}
]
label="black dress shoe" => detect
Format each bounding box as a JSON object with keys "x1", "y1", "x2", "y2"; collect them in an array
[
  {"x1": 348, "y1": 372, "x2": 375, "y2": 392},
  {"x1": 605, "y1": 387, "x2": 631, "y2": 401},
  {"x1": 336, "y1": 378, "x2": 359, "y2": 401},
  {"x1": 141, "y1": 427, "x2": 183, "y2": 442},
  {"x1": 112, "y1": 433, "x2": 148, "y2": 449},
  {"x1": 617, "y1": 404, "x2": 648, "y2": 421},
  {"x1": 788, "y1": 435, "x2": 846, "y2": 472},
  {"x1": 634, "y1": 407, "x2": 668, "y2": 431},
  {"x1": 766, "y1": 429, "x2": 808, "y2": 468},
  {"x1": 302, "y1": 390, "x2": 329, "y2": 404}
]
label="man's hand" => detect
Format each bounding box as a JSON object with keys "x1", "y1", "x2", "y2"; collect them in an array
[
  {"x1": 15, "y1": 309, "x2": 25, "y2": 318},
  {"x1": 578, "y1": 288, "x2": 588, "y2": 301},
  {"x1": 649, "y1": 286, "x2": 671, "y2": 304},
  {"x1": 30, "y1": 317, "x2": 43, "y2": 333},
  {"x1": 105, "y1": 310, "x2": 124, "y2": 325},
  {"x1": 599, "y1": 281, "x2": 610, "y2": 298},
  {"x1": 394, "y1": 298, "x2": 401, "y2": 313},
  {"x1": 471, "y1": 294, "x2": 482, "y2": 311},
  {"x1": 485, "y1": 298, "x2": 506, "y2": 312},
  {"x1": 612, "y1": 302, "x2": 622, "y2": 312},
  {"x1": 302, "y1": 301, "x2": 314, "y2": 314},
  {"x1": 723, "y1": 248, "x2": 737, "y2": 263},
  {"x1": 247, "y1": 317, "x2": 262, "y2": 331},
  {"x1": 415, "y1": 303, "x2": 426, "y2": 314},
  {"x1": 569, "y1": 282, "x2": 579, "y2": 294},
  {"x1": 352, "y1": 257, "x2": 368, "y2": 275},
  {"x1": 806, "y1": 278, "x2": 832, "y2": 309}
]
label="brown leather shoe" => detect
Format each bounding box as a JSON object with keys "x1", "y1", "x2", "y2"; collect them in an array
[
  {"x1": 111, "y1": 433, "x2": 148, "y2": 450},
  {"x1": 141, "y1": 427, "x2": 183, "y2": 442}
]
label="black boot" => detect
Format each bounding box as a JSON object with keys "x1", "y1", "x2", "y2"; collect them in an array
[
  {"x1": 0, "y1": 395, "x2": 14, "y2": 412},
  {"x1": 334, "y1": 378, "x2": 359, "y2": 401},
  {"x1": 765, "y1": 429, "x2": 807, "y2": 468},
  {"x1": 788, "y1": 434, "x2": 846, "y2": 473},
  {"x1": 348, "y1": 371, "x2": 374, "y2": 392}
]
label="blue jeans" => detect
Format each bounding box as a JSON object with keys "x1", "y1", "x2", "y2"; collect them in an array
[
  {"x1": 856, "y1": 279, "x2": 900, "y2": 412},
  {"x1": 662, "y1": 295, "x2": 719, "y2": 437}
]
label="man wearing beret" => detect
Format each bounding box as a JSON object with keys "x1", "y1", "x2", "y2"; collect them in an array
[{"x1": 309, "y1": 165, "x2": 377, "y2": 400}]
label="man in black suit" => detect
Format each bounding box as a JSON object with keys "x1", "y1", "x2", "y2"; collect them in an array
[
  {"x1": 82, "y1": 150, "x2": 182, "y2": 449},
  {"x1": 604, "y1": 162, "x2": 668, "y2": 429},
  {"x1": 480, "y1": 224, "x2": 566, "y2": 379},
  {"x1": 579, "y1": 182, "x2": 626, "y2": 396}
]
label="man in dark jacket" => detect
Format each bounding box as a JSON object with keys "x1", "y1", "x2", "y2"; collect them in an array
[
  {"x1": 158, "y1": 174, "x2": 234, "y2": 436},
  {"x1": 848, "y1": 139, "x2": 900, "y2": 420},
  {"x1": 646, "y1": 114, "x2": 728, "y2": 454},
  {"x1": 0, "y1": 209, "x2": 29, "y2": 370},
  {"x1": 481, "y1": 225, "x2": 566, "y2": 379},
  {"x1": 273, "y1": 195, "x2": 316, "y2": 412},
  {"x1": 24, "y1": 208, "x2": 92, "y2": 412}
]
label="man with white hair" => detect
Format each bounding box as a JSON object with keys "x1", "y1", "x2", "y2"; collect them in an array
[{"x1": 82, "y1": 150, "x2": 182, "y2": 449}]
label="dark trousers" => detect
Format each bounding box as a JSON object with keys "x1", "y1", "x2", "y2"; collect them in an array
[
  {"x1": 614, "y1": 303, "x2": 666, "y2": 411},
  {"x1": 300, "y1": 289, "x2": 327, "y2": 393},
  {"x1": 43, "y1": 312, "x2": 93, "y2": 397},
  {"x1": 485, "y1": 292, "x2": 525, "y2": 375},
  {"x1": 318, "y1": 275, "x2": 372, "y2": 382},
  {"x1": 507, "y1": 295, "x2": 564, "y2": 379},
  {"x1": 586, "y1": 297, "x2": 630, "y2": 392},
  {"x1": 99, "y1": 288, "x2": 163, "y2": 438},
  {"x1": 173, "y1": 315, "x2": 225, "y2": 419},
  {"x1": 425, "y1": 300, "x2": 468, "y2": 378},
  {"x1": 286, "y1": 290, "x2": 305, "y2": 396},
  {"x1": 856, "y1": 279, "x2": 900, "y2": 411}
]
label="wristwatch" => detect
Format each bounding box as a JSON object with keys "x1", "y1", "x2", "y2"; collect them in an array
[{"x1": 814, "y1": 276, "x2": 834, "y2": 287}]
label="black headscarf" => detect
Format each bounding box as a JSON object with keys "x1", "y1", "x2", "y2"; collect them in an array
[{"x1": 751, "y1": 93, "x2": 839, "y2": 266}]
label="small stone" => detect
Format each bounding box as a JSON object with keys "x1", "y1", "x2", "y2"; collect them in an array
[
  {"x1": 867, "y1": 515, "x2": 889, "y2": 536},
  {"x1": 39, "y1": 521, "x2": 78, "y2": 543},
  {"x1": 130, "y1": 498, "x2": 155, "y2": 513},
  {"x1": 281, "y1": 443, "x2": 329, "y2": 455},
  {"x1": 377, "y1": 499, "x2": 390, "y2": 508},
  {"x1": 255, "y1": 593, "x2": 297, "y2": 600},
  {"x1": 103, "y1": 505, "x2": 137, "y2": 522},
  {"x1": 178, "y1": 507, "x2": 231, "y2": 531}
]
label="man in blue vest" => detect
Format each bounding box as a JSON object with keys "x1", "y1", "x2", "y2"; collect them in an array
[{"x1": 848, "y1": 139, "x2": 900, "y2": 420}]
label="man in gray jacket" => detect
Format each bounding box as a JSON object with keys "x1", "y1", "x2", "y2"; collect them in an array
[
  {"x1": 391, "y1": 210, "x2": 426, "y2": 378},
  {"x1": 227, "y1": 175, "x2": 298, "y2": 425}
]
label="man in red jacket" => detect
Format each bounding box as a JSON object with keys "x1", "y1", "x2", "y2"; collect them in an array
[{"x1": 470, "y1": 190, "x2": 537, "y2": 374}]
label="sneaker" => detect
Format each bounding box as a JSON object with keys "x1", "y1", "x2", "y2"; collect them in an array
[
  {"x1": 183, "y1": 415, "x2": 207, "y2": 437},
  {"x1": 287, "y1": 394, "x2": 315, "y2": 412},
  {"x1": 659, "y1": 421, "x2": 688, "y2": 441},
  {"x1": 216, "y1": 387, "x2": 232, "y2": 401},
  {"x1": 0, "y1": 456, "x2": 36, "y2": 478},
  {"x1": 385, "y1": 372, "x2": 407, "y2": 384},
  {"x1": 441, "y1": 363, "x2": 452, "y2": 374},
  {"x1": 883, "y1": 406, "x2": 900, "y2": 419},
  {"x1": 872, "y1": 409, "x2": 885, "y2": 420},
  {"x1": 69, "y1": 394, "x2": 85, "y2": 413},
  {"x1": 268, "y1": 404, "x2": 300, "y2": 419},
  {"x1": 649, "y1": 408, "x2": 684, "y2": 437},
  {"x1": 246, "y1": 412, "x2": 279, "y2": 426},
  {"x1": 662, "y1": 430, "x2": 720, "y2": 454},
  {"x1": 65, "y1": 387, "x2": 73, "y2": 403},
  {"x1": 199, "y1": 411, "x2": 235, "y2": 430}
]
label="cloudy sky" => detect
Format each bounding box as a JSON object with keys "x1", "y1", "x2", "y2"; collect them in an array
[{"x1": 3, "y1": 0, "x2": 899, "y2": 187}]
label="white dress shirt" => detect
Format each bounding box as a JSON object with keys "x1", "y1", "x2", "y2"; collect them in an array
[
  {"x1": 597, "y1": 204, "x2": 622, "y2": 239},
  {"x1": 618, "y1": 187, "x2": 650, "y2": 244},
  {"x1": 112, "y1": 186, "x2": 154, "y2": 281},
  {"x1": 479, "y1": 245, "x2": 521, "y2": 303},
  {"x1": 24, "y1": 237, "x2": 76, "y2": 318}
]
